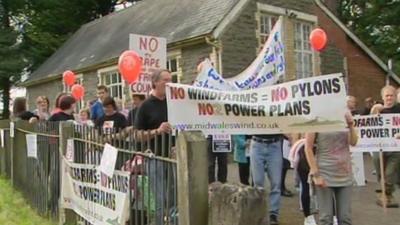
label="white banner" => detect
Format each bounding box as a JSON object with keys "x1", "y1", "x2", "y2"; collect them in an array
[
  {"x1": 61, "y1": 158, "x2": 130, "y2": 225},
  {"x1": 167, "y1": 74, "x2": 347, "y2": 135},
  {"x1": 350, "y1": 114, "x2": 400, "y2": 152},
  {"x1": 194, "y1": 17, "x2": 285, "y2": 91},
  {"x1": 129, "y1": 34, "x2": 167, "y2": 94}
]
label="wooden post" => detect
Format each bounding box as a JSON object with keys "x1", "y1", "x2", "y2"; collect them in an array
[
  {"x1": 58, "y1": 122, "x2": 75, "y2": 225},
  {"x1": 177, "y1": 131, "x2": 208, "y2": 225}
]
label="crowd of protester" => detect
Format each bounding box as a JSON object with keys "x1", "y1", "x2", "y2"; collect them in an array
[{"x1": 10, "y1": 69, "x2": 400, "y2": 225}]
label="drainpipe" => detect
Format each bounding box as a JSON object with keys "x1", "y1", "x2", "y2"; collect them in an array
[{"x1": 205, "y1": 36, "x2": 223, "y2": 74}]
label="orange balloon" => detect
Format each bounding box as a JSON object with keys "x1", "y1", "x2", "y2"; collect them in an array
[
  {"x1": 63, "y1": 70, "x2": 76, "y2": 86},
  {"x1": 118, "y1": 50, "x2": 142, "y2": 84},
  {"x1": 310, "y1": 28, "x2": 328, "y2": 51},
  {"x1": 71, "y1": 84, "x2": 85, "y2": 100}
]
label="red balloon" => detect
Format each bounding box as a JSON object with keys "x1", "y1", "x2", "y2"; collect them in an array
[
  {"x1": 63, "y1": 70, "x2": 76, "y2": 86},
  {"x1": 118, "y1": 50, "x2": 142, "y2": 84},
  {"x1": 310, "y1": 28, "x2": 328, "y2": 51},
  {"x1": 71, "y1": 84, "x2": 85, "y2": 100}
]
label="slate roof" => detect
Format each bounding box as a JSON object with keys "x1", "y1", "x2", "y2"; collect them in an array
[{"x1": 24, "y1": 0, "x2": 240, "y2": 85}]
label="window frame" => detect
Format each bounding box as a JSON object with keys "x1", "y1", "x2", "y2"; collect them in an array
[
  {"x1": 257, "y1": 13, "x2": 278, "y2": 47},
  {"x1": 167, "y1": 50, "x2": 182, "y2": 83},
  {"x1": 294, "y1": 21, "x2": 314, "y2": 79},
  {"x1": 97, "y1": 66, "x2": 126, "y2": 107},
  {"x1": 256, "y1": 3, "x2": 319, "y2": 80}
]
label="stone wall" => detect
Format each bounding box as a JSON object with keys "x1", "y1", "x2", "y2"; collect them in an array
[{"x1": 180, "y1": 44, "x2": 212, "y2": 84}]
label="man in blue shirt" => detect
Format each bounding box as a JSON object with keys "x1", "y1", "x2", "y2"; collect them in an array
[{"x1": 90, "y1": 85, "x2": 109, "y2": 122}]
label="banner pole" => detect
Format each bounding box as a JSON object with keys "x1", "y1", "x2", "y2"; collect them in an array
[{"x1": 379, "y1": 149, "x2": 387, "y2": 213}]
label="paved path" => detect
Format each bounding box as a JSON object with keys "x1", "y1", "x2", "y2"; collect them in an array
[{"x1": 226, "y1": 154, "x2": 400, "y2": 225}]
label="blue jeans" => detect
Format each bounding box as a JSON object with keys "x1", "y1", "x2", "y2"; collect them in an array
[{"x1": 250, "y1": 139, "x2": 283, "y2": 217}]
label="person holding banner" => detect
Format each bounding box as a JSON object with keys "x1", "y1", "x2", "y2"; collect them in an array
[
  {"x1": 134, "y1": 69, "x2": 174, "y2": 225},
  {"x1": 372, "y1": 85, "x2": 400, "y2": 207},
  {"x1": 304, "y1": 112, "x2": 358, "y2": 225},
  {"x1": 250, "y1": 134, "x2": 284, "y2": 225},
  {"x1": 134, "y1": 69, "x2": 174, "y2": 154}
]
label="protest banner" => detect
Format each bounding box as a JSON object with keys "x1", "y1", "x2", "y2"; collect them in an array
[
  {"x1": 193, "y1": 16, "x2": 284, "y2": 91},
  {"x1": 350, "y1": 114, "x2": 400, "y2": 152},
  {"x1": 167, "y1": 73, "x2": 347, "y2": 135},
  {"x1": 61, "y1": 157, "x2": 130, "y2": 225},
  {"x1": 129, "y1": 34, "x2": 167, "y2": 94}
]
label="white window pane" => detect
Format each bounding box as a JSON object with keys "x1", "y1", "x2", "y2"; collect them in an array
[
  {"x1": 307, "y1": 54, "x2": 313, "y2": 75},
  {"x1": 106, "y1": 74, "x2": 111, "y2": 85},
  {"x1": 113, "y1": 86, "x2": 118, "y2": 98},
  {"x1": 166, "y1": 60, "x2": 171, "y2": 70},
  {"x1": 295, "y1": 40, "x2": 302, "y2": 50},
  {"x1": 112, "y1": 73, "x2": 117, "y2": 83},
  {"x1": 172, "y1": 74, "x2": 178, "y2": 83},
  {"x1": 296, "y1": 52, "x2": 302, "y2": 74},
  {"x1": 170, "y1": 59, "x2": 177, "y2": 72}
]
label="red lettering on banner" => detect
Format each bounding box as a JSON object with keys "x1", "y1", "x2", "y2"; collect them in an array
[
  {"x1": 271, "y1": 87, "x2": 288, "y2": 102},
  {"x1": 170, "y1": 87, "x2": 185, "y2": 99},
  {"x1": 393, "y1": 117, "x2": 400, "y2": 126},
  {"x1": 142, "y1": 53, "x2": 160, "y2": 68},
  {"x1": 198, "y1": 103, "x2": 214, "y2": 115},
  {"x1": 131, "y1": 82, "x2": 152, "y2": 93},
  {"x1": 139, "y1": 37, "x2": 159, "y2": 53}
]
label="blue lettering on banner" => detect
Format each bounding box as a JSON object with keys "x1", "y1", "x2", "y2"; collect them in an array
[
  {"x1": 274, "y1": 32, "x2": 279, "y2": 41},
  {"x1": 229, "y1": 32, "x2": 285, "y2": 89},
  {"x1": 208, "y1": 69, "x2": 224, "y2": 84}
]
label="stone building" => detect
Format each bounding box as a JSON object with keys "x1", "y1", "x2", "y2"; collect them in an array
[{"x1": 22, "y1": 0, "x2": 399, "y2": 110}]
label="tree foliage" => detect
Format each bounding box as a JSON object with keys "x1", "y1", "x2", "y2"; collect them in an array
[
  {"x1": 0, "y1": 0, "x2": 27, "y2": 118},
  {"x1": 22, "y1": 0, "x2": 120, "y2": 72},
  {"x1": 0, "y1": 0, "x2": 144, "y2": 117},
  {"x1": 339, "y1": 0, "x2": 400, "y2": 73}
]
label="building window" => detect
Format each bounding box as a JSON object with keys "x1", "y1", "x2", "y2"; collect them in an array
[
  {"x1": 99, "y1": 70, "x2": 124, "y2": 99},
  {"x1": 167, "y1": 54, "x2": 182, "y2": 83},
  {"x1": 258, "y1": 14, "x2": 278, "y2": 45},
  {"x1": 294, "y1": 22, "x2": 313, "y2": 79}
]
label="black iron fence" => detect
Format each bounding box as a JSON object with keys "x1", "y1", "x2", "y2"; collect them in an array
[{"x1": 0, "y1": 120, "x2": 179, "y2": 225}]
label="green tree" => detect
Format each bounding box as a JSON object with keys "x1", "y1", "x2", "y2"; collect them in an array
[
  {"x1": 339, "y1": 0, "x2": 400, "y2": 73},
  {"x1": 0, "y1": 0, "x2": 26, "y2": 118},
  {"x1": 22, "y1": 0, "x2": 119, "y2": 72},
  {"x1": 1, "y1": 0, "x2": 126, "y2": 117}
]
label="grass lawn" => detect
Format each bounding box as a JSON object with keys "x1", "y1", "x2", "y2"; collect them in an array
[{"x1": 0, "y1": 177, "x2": 57, "y2": 225}]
